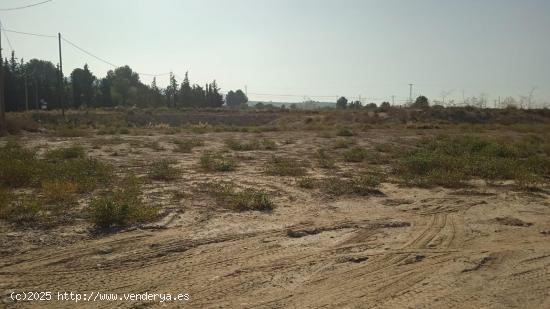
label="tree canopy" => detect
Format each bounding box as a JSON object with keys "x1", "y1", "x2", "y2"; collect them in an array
[
  {"x1": 336, "y1": 96, "x2": 348, "y2": 109},
  {"x1": 1, "y1": 52, "x2": 228, "y2": 112},
  {"x1": 226, "y1": 89, "x2": 248, "y2": 107}
]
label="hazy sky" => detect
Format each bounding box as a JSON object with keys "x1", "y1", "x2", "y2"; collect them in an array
[{"x1": 1, "y1": 0, "x2": 549, "y2": 104}]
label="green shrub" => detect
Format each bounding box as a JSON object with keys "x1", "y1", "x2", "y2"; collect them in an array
[
  {"x1": 0, "y1": 143, "x2": 111, "y2": 192},
  {"x1": 297, "y1": 177, "x2": 316, "y2": 189},
  {"x1": 395, "y1": 135, "x2": 550, "y2": 188},
  {"x1": 0, "y1": 197, "x2": 42, "y2": 223},
  {"x1": 41, "y1": 157, "x2": 112, "y2": 192},
  {"x1": 333, "y1": 139, "x2": 355, "y2": 149},
  {"x1": 0, "y1": 142, "x2": 37, "y2": 187},
  {"x1": 148, "y1": 159, "x2": 179, "y2": 181},
  {"x1": 225, "y1": 139, "x2": 259, "y2": 151},
  {"x1": 265, "y1": 156, "x2": 307, "y2": 176},
  {"x1": 318, "y1": 175, "x2": 382, "y2": 196},
  {"x1": 343, "y1": 147, "x2": 370, "y2": 162},
  {"x1": 90, "y1": 176, "x2": 158, "y2": 228},
  {"x1": 225, "y1": 138, "x2": 277, "y2": 151},
  {"x1": 316, "y1": 148, "x2": 336, "y2": 169},
  {"x1": 259, "y1": 138, "x2": 277, "y2": 150},
  {"x1": 349, "y1": 175, "x2": 382, "y2": 195},
  {"x1": 172, "y1": 138, "x2": 204, "y2": 153},
  {"x1": 336, "y1": 128, "x2": 354, "y2": 137},
  {"x1": 44, "y1": 146, "x2": 86, "y2": 161},
  {"x1": 200, "y1": 152, "x2": 236, "y2": 172},
  {"x1": 204, "y1": 181, "x2": 274, "y2": 211}
]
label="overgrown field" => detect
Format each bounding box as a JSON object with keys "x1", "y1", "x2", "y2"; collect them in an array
[
  {"x1": 3, "y1": 108, "x2": 550, "y2": 308},
  {"x1": 1, "y1": 108, "x2": 550, "y2": 232}
]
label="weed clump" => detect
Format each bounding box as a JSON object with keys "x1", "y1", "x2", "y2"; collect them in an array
[
  {"x1": 343, "y1": 147, "x2": 371, "y2": 162},
  {"x1": 333, "y1": 139, "x2": 356, "y2": 149},
  {"x1": 315, "y1": 148, "x2": 336, "y2": 169},
  {"x1": 322, "y1": 175, "x2": 382, "y2": 196},
  {"x1": 200, "y1": 152, "x2": 236, "y2": 172},
  {"x1": 297, "y1": 175, "x2": 382, "y2": 196},
  {"x1": 395, "y1": 135, "x2": 550, "y2": 188},
  {"x1": 89, "y1": 176, "x2": 158, "y2": 229},
  {"x1": 172, "y1": 138, "x2": 204, "y2": 153},
  {"x1": 44, "y1": 145, "x2": 86, "y2": 161},
  {"x1": 204, "y1": 181, "x2": 274, "y2": 211},
  {"x1": 0, "y1": 194, "x2": 42, "y2": 224},
  {"x1": 148, "y1": 159, "x2": 179, "y2": 181},
  {"x1": 0, "y1": 141, "x2": 37, "y2": 187},
  {"x1": 41, "y1": 181, "x2": 78, "y2": 205},
  {"x1": 225, "y1": 138, "x2": 277, "y2": 151},
  {"x1": 336, "y1": 128, "x2": 354, "y2": 137},
  {"x1": 265, "y1": 156, "x2": 308, "y2": 176},
  {"x1": 0, "y1": 143, "x2": 111, "y2": 192}
]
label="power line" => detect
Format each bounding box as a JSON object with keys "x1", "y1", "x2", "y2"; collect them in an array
[
  {"x1": 61, "y1": 35, "x2": 172, "y2": 77},
  {"x1": 61, "y1": 36, "x2": 118, "y2": 68},
  {"x1": 0, "y1": 0, "x2": 53, "y2": 11},
  {"x1": 0, "y1": 27, "x2": 174, "y2": 78},
  {"x1": 0, "y1": 21, "x2": 14, "y2": 52},
  {"x1": 0, "y1": 27, "x2": 56, "y2": 38}
]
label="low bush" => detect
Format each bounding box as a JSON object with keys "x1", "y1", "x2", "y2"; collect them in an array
[
  {"x1": 200, "y1": 152, "x2": 236, "y2": 172},
  {"x1": 204, "y1": 181, "x2": 274, "y2": 211},
  {"x1": 44, "y1": 145, "x2": 86, "y2": 161},
  {"x1": 0, "y1": 196, "x2": 42, "y2": 224},
  {"x1": 395, "y1": 135, "x2": 550, "y2": 188},
  {"x1": 343, "y1": 147, "x2": 370, "y2": 162},
  {"x1": 298, "y1": 175, "x2": 382, "y2": 196},
  {"x1": 148, "y1": 159, "x2": 179, "y2": 181},
  {"x1": 265, "y1": 156, "x2": 308, "y2": 176},
  {"x1": 0, "y1": 143, "x2": 111, "y2": 192},
  {"x1": 225, "y1": 138, "x2": 277, "y2": 151},
  {"x1": 315, "y1": 148, "x2": 336, "y2": 169},
  {"x1": 333, "y1": 139, "x2": 356, "y2": 149},
  {"x1": 172, "y1": 138, "x2": 204, "y2": 153},
  {"x1": 89, "y1": 176, "x2": 158, "y2": 228},
  {"x1": 41, "y1": 181, "x2": 78, "y2": 205},
  {"x1": 336, "y1": 128, "x2": 354, "y2": 137}
]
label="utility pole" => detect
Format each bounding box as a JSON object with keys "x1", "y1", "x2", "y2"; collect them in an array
[
  {"x1": 24, "y1": 74, "x2": 29, "y2": 111},
  {"x1": 408, "y1": 84, "x2": 414, "y2": 104},
  {"x1": 391, "y1": 95, "x2": 395, "y2": 106},
  {"x1": 34, "y1": 79, "x2": 39, "y2": 109},
  {"x1": 58, "y1": 33, "x2": 64, "y2": 117},
  {"x1": 0, "y1": 28, "x2": 6, "y2": 135}
]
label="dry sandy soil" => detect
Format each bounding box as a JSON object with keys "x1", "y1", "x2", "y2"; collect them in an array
[{"x1": 2, "y1": 128, "x2": 550, "y2": 308}]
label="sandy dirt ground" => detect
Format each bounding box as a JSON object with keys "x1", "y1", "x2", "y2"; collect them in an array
[{"x1": 2, "y1": 129, "x2": 550, "y2": 308}]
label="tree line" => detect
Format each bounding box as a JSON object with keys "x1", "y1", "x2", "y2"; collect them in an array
[{"x1": 1, "y1": 51, "x2": 249, "y2": 112}]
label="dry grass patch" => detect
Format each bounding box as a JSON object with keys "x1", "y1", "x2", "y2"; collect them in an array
[
  {"x1": 315, "y1": 148, "x2": 336, "y2": 169},
  {"x1": 0, "y1": 142, "x2": 112, "y2": 192},
  {"x1": 172, "y1": 138, "x2": 204, "y2": 153},
  {"x1": 225, "y1": 138, "x2": 277, "y2": 151},
  {"x1": 203, "y1": 181, "x2": 274, "y2": 212},
  {"x1": 41, "y1": 181, "x2": 78, "y2": 205},
  {"x1": 148, "y1": 159, "x2": 179, "y2": 181},
  {"x1": 265, "y1": 155, "x2": 308, "y2": 176},
  {"x1": 336, "y1": 127, "x2": 354, "y2": 137},
  {"x1": 333, "y1": 138, "x2": 356, "y2": 149},
  {"x1": 298, "y1": 175, "x2": 383, "y2": 197},
  {"x1": 200, "y1": 152, "x2": 236, "y2": 172},
  {"x1": 395, "y1": 135, "x2": 550, "y2": 189},
  {"x1": 89, "y1": 175, "x2": 159, "y2": 229}
]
